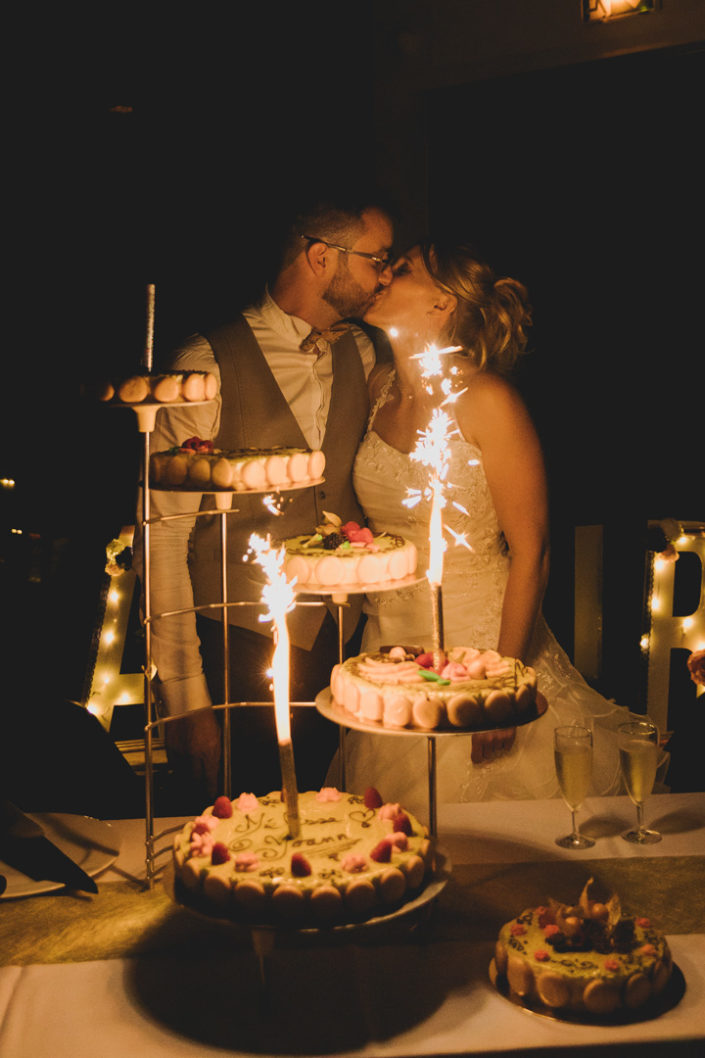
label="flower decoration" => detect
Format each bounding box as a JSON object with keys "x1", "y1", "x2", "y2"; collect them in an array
[
  {"x1": 687, "y1": 649, "x2": 705, "y2": 688},
  {"x1": 646, "y1": 519, "x2": 682, "y2": 564},
  {"x1": 105, "y1": 538, "x2": 132, "y2": 576}
]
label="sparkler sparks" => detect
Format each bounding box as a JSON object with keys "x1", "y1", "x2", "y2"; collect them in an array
[
  {"x1": 248, "y1": 534, "x2": 296, "y2": 627},
  {"x1": 248, "y1": 532, "x2": 300, "y2": 836},
  {"x1": 406, "y1": 345, "x2": 475, "y2": 661}
]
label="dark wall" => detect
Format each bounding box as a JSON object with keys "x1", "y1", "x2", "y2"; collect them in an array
[
  {"x1": 5, "y1": 5, "x2": 380, "y2": 702},
  {"x1": 4, "y1": 11, "x2": 702, "y2": 711},
  {"x1": 428, "y1": 44, "x2": 704, "y2": 700}
]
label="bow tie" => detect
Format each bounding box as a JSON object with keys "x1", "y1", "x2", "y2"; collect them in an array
[{"x1": 300, "y1": 322, "x2": 352, "y2": 352}]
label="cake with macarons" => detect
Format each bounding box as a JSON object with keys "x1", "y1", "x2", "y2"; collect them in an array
[
  {"x1": 283, "y1": 512, "x2": 417, "y2": 590},
  {"x1": 173, "y1": 786, "x2": 434, "y2": 926},
  {"x1": 490, "y1": 879, "x2": 673, "y2": 1017}
]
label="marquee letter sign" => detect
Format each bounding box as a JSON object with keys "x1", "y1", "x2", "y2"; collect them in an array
[{"x1": 643, "y1": 521, "x2": 705, "y2": 734}]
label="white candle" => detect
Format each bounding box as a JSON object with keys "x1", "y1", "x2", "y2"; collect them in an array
[{"x1": 144, "y1": 283, "x2": 155, "y2": 372}]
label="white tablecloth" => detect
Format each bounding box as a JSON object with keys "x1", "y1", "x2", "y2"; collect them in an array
[{"x1": 1, "y1": 794, "x2": 704, "y2": 1058}]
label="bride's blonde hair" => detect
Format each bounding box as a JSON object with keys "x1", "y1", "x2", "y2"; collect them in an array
[{"x1": 421, "y1": 242, "x2": 532, "y2": 374}]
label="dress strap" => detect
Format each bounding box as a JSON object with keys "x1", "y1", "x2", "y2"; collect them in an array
[{"x1": 367, "y1": 367, "x2": 397, "y2": 430}]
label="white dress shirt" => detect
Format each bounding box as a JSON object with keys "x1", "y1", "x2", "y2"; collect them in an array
[{"x1": 140, "y1": 291, "x2": 375, "y2": 716}]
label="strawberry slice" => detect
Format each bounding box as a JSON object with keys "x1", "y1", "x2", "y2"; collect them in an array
[
  {"x1": 291, "y1": 852, "x2": 312, "y2": 877},
  {"x1": 212, "y1": 796, "x2": 233, "y2": 818},
  {"x1": 211, "y1": 842, "x2": 230, "y2": 865},
  {"x1": 392, "y1": 812, "x2": 413, "y2": 836},
  {"x1": 370, "y1": 839, "x2": 392, "y2": 863}
]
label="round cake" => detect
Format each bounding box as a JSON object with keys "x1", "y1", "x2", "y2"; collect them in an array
[
  {"x1": 283, "y1": 512, "x2": 417, "y2": 589},
  {"x1": 173, "y1": 787, "x2": 434, "y2": 926},
  {"x1": 100, "y1": 370, "x2": 219, "y2": 404},
  {"x1": 491, "y1": 879, "x2": 673, "y2": 1017},
  {"x1": 150, "y1": 437, "x2": 325, "y2": 492},
  {"x1": 330, "y1": 644, "x2": 538, "y2": 731}
]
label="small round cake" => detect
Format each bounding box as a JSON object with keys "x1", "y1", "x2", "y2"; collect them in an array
[
  {"x1": 173, "y1": 787, "x2": 434, "y2": 926},
  {"x1": 491, "y1": 880, "x2": 673, "y2": 1017},
  {"x1": 100, "y1": 370, "x2": 219, "y2": 404},
  {"x1": 150, "y1": 437, "x2": 325, "y2": 492},
  {"x1": 283, "y1": 512, "x2": 417, "y2": 589},
  {"x1": 331, "y1": 645, "x2": 538, "y2": 731}
]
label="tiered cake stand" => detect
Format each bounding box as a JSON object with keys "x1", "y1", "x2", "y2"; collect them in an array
[
  {"x1": 109, "y1": 394, "x2": 544, "y2": 993},
  {"x1": 116, "y1": 399, "x2": 424, "y2": 881},
  {"x1": 114, "y1": 397, "x2": 541, "y2": 886},
  {"x1": 119, "y1": 399, "x2": 328, "y2": 883}
]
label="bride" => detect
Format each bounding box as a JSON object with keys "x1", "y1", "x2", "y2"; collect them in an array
[{"x1": 337, "y1": 241, "x2": 640, "y2": 816}]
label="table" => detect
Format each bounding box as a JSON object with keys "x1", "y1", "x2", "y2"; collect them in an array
[{"x1": 1, "y1": 793, "x2": 704, "y2": 1057}]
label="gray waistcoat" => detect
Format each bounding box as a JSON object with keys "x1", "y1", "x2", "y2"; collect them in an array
[{"x1": 188, "y1": 316, "x2": 369, "y2": 650}]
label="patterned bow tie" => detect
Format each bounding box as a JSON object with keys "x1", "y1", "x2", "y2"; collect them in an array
[{"x1": 300, "y1": 321, "x2": 352, "y2": 353}]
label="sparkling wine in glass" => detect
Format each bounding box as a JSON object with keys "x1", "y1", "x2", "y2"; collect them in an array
[
  {"x1": 554, "y1": 724, "x2": 595, "y2": 849},
  {"x1": 618, "y1": 719, "x2": 661, "y2": 844}
]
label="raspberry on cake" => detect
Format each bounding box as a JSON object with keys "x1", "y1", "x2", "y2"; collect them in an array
[
  {"x1": 330, "y1": 644, "x2": 539, "y2": 732},
  {"x1": 282, "y1": 511, "x2": 417, "y2": 589},
  {"x1": 491, "y1": 878, "x2": 673, "y2": 1017},
  {"x1": 173, "y1": 788, "x2": 434, "y2": 925},
  {"x1": 150, "y1": 438, "x2": 325, "y2": 492}
]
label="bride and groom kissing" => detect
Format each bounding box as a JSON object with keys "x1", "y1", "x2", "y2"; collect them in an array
[{"x1": 146, "y1": 192, "x2": 632, "y2": 813}]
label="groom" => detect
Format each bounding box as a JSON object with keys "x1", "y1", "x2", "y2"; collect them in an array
[{"x1": 143, "y1": 194, "x2": 394, "y2": 804}]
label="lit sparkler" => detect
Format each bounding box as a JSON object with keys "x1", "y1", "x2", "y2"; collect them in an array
[
  {"x1": 404, "y1": 344, "x2": 470, "y2": 668},
  {"x1": 248, "y1": 532, "x2": 301, "y2": 838}
]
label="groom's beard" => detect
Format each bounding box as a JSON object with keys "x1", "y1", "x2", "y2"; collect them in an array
[{"x1": 323, "y1": 258, "x2": 378, "y2": 320}]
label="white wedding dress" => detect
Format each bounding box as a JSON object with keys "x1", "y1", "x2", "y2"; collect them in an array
[{"x1": 337, "y1": 372, "x2": 644, "y2": 819}]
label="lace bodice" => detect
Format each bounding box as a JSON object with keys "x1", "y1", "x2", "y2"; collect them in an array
[
  {"x1": 337, "y1": 369, "x2": 646, "y2": 807},
  {"x1": 353, "y1": 371, "x2": 510, "y2": 648}
]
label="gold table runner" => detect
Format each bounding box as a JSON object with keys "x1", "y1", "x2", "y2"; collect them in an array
[{"x1": 2, "y1": 856, "x2": 703, "y2": 967}]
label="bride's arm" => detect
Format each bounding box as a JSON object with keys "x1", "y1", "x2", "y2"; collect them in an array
[
  {"x1": 367, "y1": 361, "x2": 394, "y2": 402},
  {"x1": 456, "y1": 372, "x2": 550, "y2": 662}
]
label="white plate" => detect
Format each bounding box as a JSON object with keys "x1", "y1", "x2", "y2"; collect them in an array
[
  {"x1": 0, "y1": 813, "x2": 121, "y2": 899},
  {"x1": 175, "y1": 848, "x2": 452, "y2": 934},
  {"x1": 105, "y1": 399, "x2": 214, "y2": 409},
  {"x1": 316, "y1": 687, "x2": 545, "y2": 737},
  {"x1": 293, "y1": 572, "x2": 424, "y2": 598},
  {"x1": 149, "y1": 477, "x2": 325, "y2": 496}
]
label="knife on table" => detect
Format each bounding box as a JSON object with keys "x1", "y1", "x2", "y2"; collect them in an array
[{"x1": 0, "y1": 799, "x2": 99, "y2": 894}]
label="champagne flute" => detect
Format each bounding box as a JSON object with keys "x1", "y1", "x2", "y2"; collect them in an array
[
  {"x1": 618, "y1": 719, "x2": 662, "y2": 844},
  {"x1": 554, "y1": 724, "x2": 595, "y2": 849}
]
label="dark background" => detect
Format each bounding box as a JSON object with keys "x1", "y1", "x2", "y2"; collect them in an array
[
  {"x1": 428, "y1": 44, "x2": 703, "y2": 709},
  {"x1": 3, "y1": 7, "x2": 703, "y2": 738}
]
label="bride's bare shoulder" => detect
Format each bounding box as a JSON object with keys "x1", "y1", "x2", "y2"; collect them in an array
[
  {"x1": 456, "y1": 364, "x2": 520, "y2": 407},
  {"x1": 454, "y1": 368, "x2": 531, "y2": 445}
]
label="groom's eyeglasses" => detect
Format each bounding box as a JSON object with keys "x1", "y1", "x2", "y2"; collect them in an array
[{"x1": 300, "y1": 235, "x2": 394, "y2": 273}]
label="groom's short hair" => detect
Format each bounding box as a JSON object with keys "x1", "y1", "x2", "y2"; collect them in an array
[{"x1": 272, "y1": 191, "x2": 394, "y2": 276}]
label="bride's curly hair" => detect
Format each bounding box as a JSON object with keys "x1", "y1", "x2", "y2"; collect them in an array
[{"x1": 421, "y1": 242, "x2": 532, "y2": 375}]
